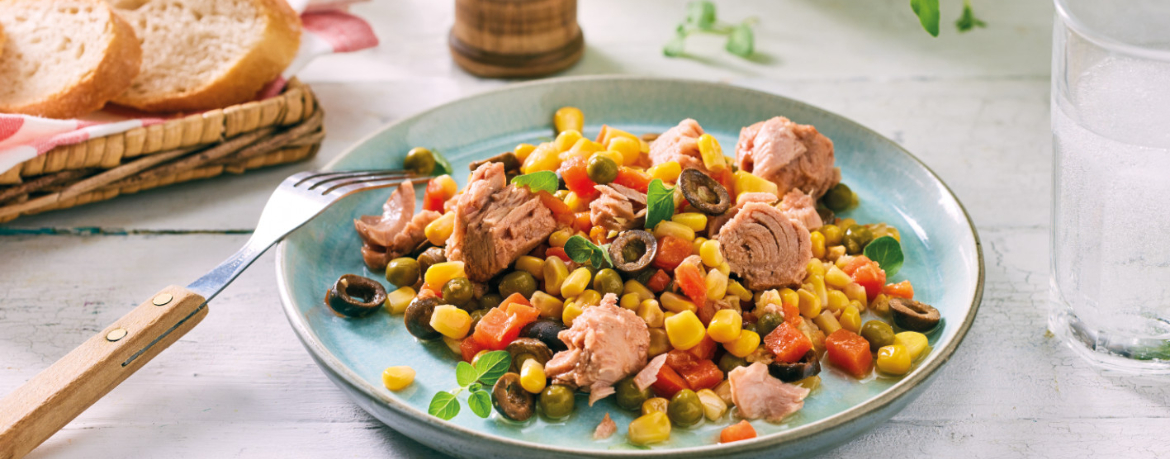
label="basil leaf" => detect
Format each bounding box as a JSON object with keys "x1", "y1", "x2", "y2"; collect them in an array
[
  {"x1": 511, "y1": 171, "x2": 558, "y2": 194},
  {"x1": 428, "y1": 391, "x2": 461, "y2": 420},
  {"x1": 725, "y1": 23, "x2": 754, "y2": 57},
  {"x1": 468, "y1": 382, "x2": 483, "y2": 393},
  {"x1": 686, "y1": 1, "x2": 717, "y2": 30},
  {"x1": 564, "y1": 235, "x2": 612, "y2": 269},
  {"x1": 455, "y1": 361, "x2": 477, "y2": 387},
  {"x1": 954, "y1": 0, "x2": 986, "y2": 32},
  {"x1": 468, "y1": 390, "x2": 492, "y2": 418},
  {"x1": 910, "y1": 0, "x2": 940, "y2": 37},
  {"x1": 431, "y1": 149, "x2": 454, "y2": 176},
  {"x1": 863, "y1": 236, "x2": 904, "y2": 277},
  {"x1": 644, "y1": 179, "x2": 676, "y2": 231},
  {"x1": 663, "y1": 35, "x2": 687, "y2": 57},
  {"x1": 474, "y1": 350, "x2": 511, "y2": 386}
]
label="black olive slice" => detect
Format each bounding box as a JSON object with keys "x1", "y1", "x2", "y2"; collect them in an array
[
  {"x1": 889, "y1": 298, "x2": 941, "y2": 332},
  {"x1": 404, "y1": 296, "x2": 443, "y2": 340},
  {"x1": 520, "y1": 319, "x2": 569, "y2": 353},
  {"x1": 506, "y1": 338, "x2": 553, "y2": 372},
  {"x1": 679, "y1": 168, "x2": 732, "y2": 215},
  {"x1": 326, "y1": 274, "x2": 386, "y2": 318},
  {"x1": 768, "y1": 350, "x2": 822, "y2": 382},
  {"x1": 608, "y1": 230, "x2": 658, "y2": 273},
  {"x1": 492, "y1": 373, "x2": 535, "y2": 421},
  {"x1": 473, "y1": 151, "x2": 521, "y2": 173}
]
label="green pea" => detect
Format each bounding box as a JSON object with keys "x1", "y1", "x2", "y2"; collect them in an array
[
  {"x1": 384, "y1": 257, "x2": 420, "y2": 288},
  {"x1": 843, "y1": 225, "x2": 874, "y2": 255},
  {"x1": 718, "y1": 353, "x2": 747, "y2": 374},
  {"x1": 539, "y1": 384, "x2": 576, "y2": 419},
  {"x1": 757, "y1": 312, "x2": 784, "y2": 338},
  {"x1": 586, "y1": 155, "x2": 618, "y2": 184},
  {"x1": 822, "y1": 183, "x2": 853, "y2": 212},
  {"x1": 667, "y1": 389, "x2": 703, "y2": 427},
  {"x1": 592, "y1": 269, "x2": 624, "y2": 297},
  {"x1": 499, "y1": 271, "x2": 537, "y2": 299},
  {"x1": 860, "y1": 320, "x2": 896, "y2": 352},
  {"x1": 441, "y1": 277, "x2": 474, "y2": 308},
  {"x1": 469, "y1": 308, "x2": 488, "y2": 331},
  {"x1": 742, "y1": 321, "x2": 758, "y2": 333},
  {"x1": 417, "y1": 247, "x2": 446, "y2": 280},
  {"x1": 404, "y1": 147, "x2": 436, "y2": 176},
  {"x1": 614, "y1": 377, "x2": 653, "y2": 411},
  {"x1": 478, "y1": 293, "x2": 503, "y2": 311}
]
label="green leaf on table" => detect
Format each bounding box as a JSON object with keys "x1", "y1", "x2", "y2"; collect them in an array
[
  {"x1": 663, "y1": 35, "x2": 687, "y2": 57},
  {"x1": 955, "y1": 0, "x2": 987, "y2": 32},
  {"x1": 428, "y1": 149, "x2": 454, "y2": 176},
  {"x1": 686, "y1": 1, "x2": 717, "y2": 30},
  {"x1": 473, "y1": 350, "x2": 511, "y2": 386},
  {"x1": 428, "y1": 391, "x2": 461, "y2": 420},
  {"x1": 564, "y1": 235, "x2": 612, "y2": 269},
  {"x1": 910, "y1": 0, "x2": 940, "y2": 37},
  {"x1": 644, "y1": 179, "x2": 676, "y2": 231},
  {"x1": 468, "y1": 390, "x2": 492, "y2": 418},
  {"x1": 863, "y1": 236, "x2": 904, "y2": 277},
  {"x1": 511, "y1": 171, "x2": 558, "y2": 194},
  {"x1": 455, "y1": 361, "x2": 477, "y2": 387},
  {"x1": 725, "y1": 23, "x2": 755, "y2": 57}
]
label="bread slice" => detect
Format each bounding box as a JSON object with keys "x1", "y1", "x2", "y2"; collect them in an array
[
  {"x1": 0, "y1": 0, "x2": 142, "y2": 119},
  {"x1": 111, "y1": 0, "x2": 301, "y2": 113}
]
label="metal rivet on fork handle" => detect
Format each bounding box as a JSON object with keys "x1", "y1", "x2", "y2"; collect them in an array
[
  {"x1": 152, "y1": 293, "x2": 173, "y2": 306},
  {"x1": 106, "y1": 328, "x2": 128, "y2": 342}
]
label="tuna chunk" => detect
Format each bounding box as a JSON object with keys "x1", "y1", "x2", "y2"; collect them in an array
[
  {"x1": 705, "y1": 191, "x2": 779, "y2": 236},
  {"x1": 590, "y1": 183, "x2": 646, "y2": 232},
  {"x1": 545, "y1": 293, "x2": 650, "y2": 406},
  {"x1": 736, "y1": 117, "x2": 840, "y2": 199},
  {"x1": 354, "y1": 180, "x2": 442, "y2": 270},
  {"x1": 445, "y1": 163, "x2": 557, "y2": 282},
  {"x1": 717, "y1": 202, "x2": 813, "y2": 290},
  {"x1": 649, "y1": 118, "x2": 707, "y2": 173},
  {"x1": 633, "y1": 353, "x2": 668, "y2": 391},
  {"x1": 779, "y1": 188, "x2": 823, "y2": 230},
  {"x1": 728, "y1": 362, "x2": 809, "y2": 422},
  {"x1": 594, "y1": 413, "x2": 617, "y2": 440}
]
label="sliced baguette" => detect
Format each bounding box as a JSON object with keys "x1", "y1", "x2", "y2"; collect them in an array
[
  {"x1": 111, "y1": 0, "x2": 302, "y2": 113},
  {"x1": 0, "y1": 0, "x2": 142, "y2": 119}
]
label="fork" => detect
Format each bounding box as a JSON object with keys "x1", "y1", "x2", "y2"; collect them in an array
[{"x1": 0, "y1": 169, "x2": 418, "y2": 459}]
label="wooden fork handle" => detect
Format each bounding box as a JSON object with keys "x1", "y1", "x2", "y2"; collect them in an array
[{"x1": 0, "y1": 286, "x2": 207, "y2": 459}]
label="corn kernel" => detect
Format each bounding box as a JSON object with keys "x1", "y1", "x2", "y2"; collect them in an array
[
  {"x1": 624, "y1": 280, "x2": 655, "y2": 301},
  {"x1": 727, "y1": 280, "x2": 753, "y2": 302},
  {"x1": 442, "y1": 336, "x2": 463, "y2": 355},
  {"x1": 821, "y1": 224, "x2": 843, "y2": 246},
  {"x1": 424, "y1": 261, "x2": 466, "y2": 288},
  {"x1": 797, "y1": 288, "x2": 822, "y2": 318},
  {"x1": 691, "y1": 236, "x2": 707, "y2": 255},
  {"x1": 835, "y1": 254, "x2": 854, "y2": 270},
  {"x1": 672, "y1": 212, "x2": 708, "y2": 232},
  {"x1": 578, "y1": 289, "x2": 602, "y2": 307},
  {"x1": 844, "y1": 282, "x2": 868, "y2": 305},
  {"x1": 530, "y1": 291, "x2": 564, "y2": 319},
  {"x1": 620, "y1": 293, "x2": 641, "y2": 310},
  {"x1": 433, "y1": 174, "x2": 457, "y2": 197},
  {"x1": 647, "y1": 161, "x2": 682, "y2": 183},
  {"x1": 696, "y1": 134, "x2": 727, "y2": 171},
  {"x1": 608, "y1": 136, "x2": 642, "y2": 166},
  {"x1": 564, "y1": 191, "x2": 584, "y2": 212},
  {"x1": 566, "y1": 138, "x2": 605, "y2": 160},
  {"x1": 543, "y1": 256, "x2": 570, "y2": 296},
  {"x1": 648, "y1": 328, "x2": 671, "y2": 356},
  {"x1": 639, "y1": 138, "x2": 651, "y2": 153},
  {"x1": 707, "y1": 309, "x2": 742, "y2": 343},
  {"x1": 521, "y1": 142, "x2": 560, "y2": 173},
  {"x1": 562, "y1": 302, "x2": 585, "y2": 327},
  {"x1": 385, "y1": 287, "x2": 416, "y2": 315},
  {"x1": 895, "y1": 332, "x2": 930, "y2": 361},
  {"x1": 807, "y1": 259, "x2": 825, "y2": 278},
  {"x1": 653, "y1": 220, "x2": 695, "y2": 242},
  {"x1": 696, "y1": 388, "x2": 728, "y2": 421},
  {"x1": 520, "y1": 359, "x2": 548, "y2": 393},
  {"x1": 430, "y1": 305, "x2": 471, "y2": 339},
  {"x1": 705, "y1": 268, "x2": 728, "y2": 301},
  {"x1": 554, "y1": 106, "x2": 584, "y2": 133},
  {"x1": 514, "y1": 143, "x2": 537, "y2": 161},
  {"x1": 641, "y1": 397, "x2": 669, "y2": 416},
  {"x1": 424, "y1": 212, "x2": 455, "y2": 246},
  {"x1": 592, "y1": 150, "x2": 624, "y2": 168},
  {"x1": 793, "y1": 375, "x2": 821, "y2": 391},
  {"x1": 826, "y1": 245, "x2": 847, "y2": 262},
  {"x1": 810, "y1": 231, "x2": 826, "y2": 259},
  {"x1": 876, "y1": 344, "x2": 912, "y2": 375},
  {"x1": 813, "y1": 310, "x2": 842, "y2": 335},
  {"x1": 515, "y1": 256, "x2": 545, "y2": 281},
  {"x1": 699, "y1": 240, "x2": 724, "y2": 268},
  {"x1": 561, "y1": 267, "x2": 592, "y2": 298},
  {"x1": 660, "y1": 292, "x2": 697, "y2": 313},
  {"x1": 549, "y1": 228, "x2": 573, "y2": 248},
  {"x1": 826, "y1": 290, "x2": 850, "y2": 312},
  {"x1": 780, "y1": 288, "x2": 799, "y2": 309},
  {"x1": 713, "y1": 380, "x2": 734, "y2": 406},
  {"x1": 851, "y1": 299, "x2": 867, "y2": 314},
  {"x1": 839, "y1": 305, "x2": 861, "y2": 333},
  {"x1": 825, "y1": 265, "x2": 851, "y2": 289},
  {"x1": 637, "y1": 299, "x2": 666, "y2": 328},
  {"x1": 382, "y1": 366, "x2": 415, "y2": 391},
  {"x1": 629, "y1": 412, "x2": 671, "y2": 445},
  {"x1": 810, "y1": 274, "x2": 828, "y2": 306},
  {"x1": 665, "y1": 310, "x2": 705, "y2": 350},
  {"x1": 555, "y1": 129, "x2": 583, "y2": 152},
  {"x1": 869, "y1": 294, "x2": 889, "y2": 315},
  {"x1": 733, "y1": 170, "x2": 779, "y2": 196},
  {"x1": 724, "y1": 329, "x2": 760, "y2": 358}
]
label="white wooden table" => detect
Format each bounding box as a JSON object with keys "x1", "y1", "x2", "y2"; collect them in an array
[{"x1": 4, "y1": 1, "x2": 1166, "y2": 457}]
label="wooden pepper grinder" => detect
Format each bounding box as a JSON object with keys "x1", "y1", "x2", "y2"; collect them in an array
[{"x1": 449, "y1": 0, "x2": 584, "y2": 78}]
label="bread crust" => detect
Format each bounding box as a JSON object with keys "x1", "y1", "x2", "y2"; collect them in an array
[
  {"x1": 113, "y1": 0, "x2": 303, "y2": 113},
  {"x1": 0, "y1": 1, "x2": 142, "y2": 119}
]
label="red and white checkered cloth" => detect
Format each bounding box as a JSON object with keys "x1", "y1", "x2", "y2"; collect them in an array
[{"x1": 0, "y1": 0, "x2": 377, "y2": 177}]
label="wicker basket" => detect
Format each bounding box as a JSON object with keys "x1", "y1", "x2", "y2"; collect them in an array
[{"x1": 0, "y1": 78, "x2": 323, "y2": 224}]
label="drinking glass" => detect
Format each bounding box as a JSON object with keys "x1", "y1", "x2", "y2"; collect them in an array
[{"x1": 1050, "y1": 0, "x2": 1170, "y2": 374}]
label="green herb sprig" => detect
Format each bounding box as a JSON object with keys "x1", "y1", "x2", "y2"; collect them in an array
[
  {"x1": 644, "y1": 178, "x2": 676, "y2": 231},
  {"x1": 511, "y1": 171, "x2": 558, "y2": 194},
  {"x1": 564, "y1": 235, "x2": 613, "y2": 269},
  {"x1": 911, "y1": 0, "x2": 986, "y2": 37},
  {"x1": 428, "y1": 350, "x2": 511, "y2": 420},
  {"x1": 664, "y1": 1, "x2": 756, "y2": 59},
  {"x1": 863, "y1": 236, "x2": 905, "y2": 277}
]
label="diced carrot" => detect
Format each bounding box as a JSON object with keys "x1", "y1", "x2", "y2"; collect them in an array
[
  {"x1": 675, "y1": 261, "x2": 707, "y2": 306},
  {"x1": 560, "y1": 156, "x2": 599, "y2": 199},
  {"x1": 546, "y1": 246, "x2": 571, "y2": 262},
  {"x1": 882, "y1": 280, "x2": 914, "y2": 299},
  {"x1": 419, "y1": 282, "x2": 440, "y2": 298},
  {"x1": 764, "y1": 322, "x2": 813, "y2": 364},
  {"x1": 501, "y1": 292, "x2": 532, "y2": 308},
  {"x1": 573, "y1": 212, "x2": 593, "y2": 233},
  {"x1": 852, "y1": 263, "x2": 887, "y2": 302},
  {"x1": 782, "y1": 301, "x2": 803, "y2": 327},
  {"x1": 423, "y1": 178, "x2": 449, "y2": 212},
  {"x1": 537, "y1": 191, "x2": 575, "y2": 226},
  {"x1": 678, "y1": 359, "x2": 723, "y2": 391},
  {"x1": 645, "y1": 269, "x2": 671, "y2": 293},
  {"x1": 651, "y1": 364, "x2": 691, "y2": 399},
  {"x1": 653, "y1": 236, "x2": 692, "y2": 271},
  {"x1": 720, "y1": 420, "x2": 757, "y2": 443},
  {"x1": 842, "y1": 255, "x2": 873, "y2": 276},
  {"x1": 613, "y1": 167, "x2": 651, "y2": 193},
  {"x1": 686, "y1": 334, "x2": 718, "y2": 361},
  {"x1": 825, "y1": 329, "x2": 873, "y2": 378},
  {"x1": 665, "y1": 350, "x2": 698, "y2": 372},
  {"x1": 460, "y1": 336, "x2": 486, "y2": 362},
  {"x1": 472, "y1": 300, "x2": 538, "y2": 351},
  {"x1": 711, "y1": 168, "x2": 736, "y2": 197}
]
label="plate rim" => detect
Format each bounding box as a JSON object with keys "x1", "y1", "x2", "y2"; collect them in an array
[{"x1": 274, "y1": 75, "x2": 985, "y2": 457}]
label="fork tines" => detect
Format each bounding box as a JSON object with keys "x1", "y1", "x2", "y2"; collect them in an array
[{"x1": 294, "y1": 170, "x2": 417, "y2": 195}]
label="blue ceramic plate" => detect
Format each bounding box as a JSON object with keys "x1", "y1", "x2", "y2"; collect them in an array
[{"x1": 275, "y1": 76, "x2": 983, "y2": 458}]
